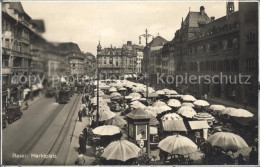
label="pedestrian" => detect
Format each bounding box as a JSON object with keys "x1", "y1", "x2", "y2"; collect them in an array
[
  {"x1": 81, "y1": 96, "x2": 86, "y2": 104},
  {"x1": 25, "y1": 100, "x2": 29, "y2": 110},
  {"x1": 78, "y1": 110, "x2": 82, "y2": 122},
  {"x1": 83, "y1": 126, "x2": 88, "y2": 142},
  {"x1": 204, "y1": 93, "x2": 207, "y2": 100},
  {"x1": 75, "y1": 151, "x2": 85, "y2": 165},
  {"x1": 79, "y1": 132, "x2": 86, "y2": 153},
  {"x1": 249, "y1": 146, "x2": 258, "y2": 165},
  {"x1": 237, "y1": 154, "x2": 246, "y2": 165}
]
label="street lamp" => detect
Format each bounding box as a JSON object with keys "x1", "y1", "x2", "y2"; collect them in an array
[
  {"x1": 139, "y1": 29, "x2": 153, "y2": 102},
  {"x1": 96, "y1": 41, "x2": 102, "y2": 126}
]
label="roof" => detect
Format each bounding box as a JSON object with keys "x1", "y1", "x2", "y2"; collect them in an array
[
  {"x1": 148, "y1": 36, "x2": 168, "y2": 47},
  {"x1": 100, "y1": 47, "x2": 122, "y2": 56},
  {"x1": 9, "y1": 2, "x2": 31, "y2": 19},
  {"x1": 188, "y1": 121, "x2": 211, "y2": 130},
  {"x1": 126, "y1": 108, "x2": 152, "y2": 120},
  {"x1": 162, "y1": 120, "x2": 187, "y2": 131},
  {"x1": 31, "y1": 20, "x2": 45, "y2": 33},
  {"x1": 200, "y1": 11, "x2": 239, "y2": 34},
  {"x1": 183, "y1": 11, "x2": 211, "y2": 28},
  {"x1": 58, "y1": 42, "x2": 82, "y2": 53}
]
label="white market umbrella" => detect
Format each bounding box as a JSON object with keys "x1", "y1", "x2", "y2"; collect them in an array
[
  {"x1": 207, "y1": 132, "x2": 249, "y2": 151},
  {"x1": 182, "y1": 102, "x2": 195, "y2": 108},
  {"x1": 193, "y1": 100, "x2": 210, "y2": 107},
  {"x1": 152, "y1": 100, "x2": 167, "y2": 107},
  {"x1": 193, "y1": 112, "x2": 215, "y2": 122},
  {"x1": 101, "y1": 140, "x2": 140, "y2": 162},
  {"x1": 129, "y1": 93, "x2": 142, "y2": 99},
  {"x1": 161, "y1": 113, "x2": 183, "y2": 121},
  {"x1": 92, "y1": 125, "x2": 121, "y2": 136},
  {"x1": 177, "y1": 106, "x2": 197, "y2": 118},
  {"x1": 168, "y1": 99, "x2": 181, "y2": 108},
  {"x1": 158, "y1": 135, "x2": 198, "y2": 155},
  {"x1": 227, "y1": 108, "x2": 254, "y2": 118},
  {"x1": 208, "y1": 105, "x2": 226, "y2": 112},
  {"x1": 182, "y1": 95, "x2": 197, "y2": 102}
]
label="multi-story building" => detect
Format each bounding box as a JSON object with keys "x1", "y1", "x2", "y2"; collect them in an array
[
  {"x1": 2, "y1": 2, "x2": 33, "y2": 105},
  {"x1": 83, "y1": 52, "x2": 96, "y2": 77},
  {"x1": 142, "y1": 36, "x2": 168, "y2": 84},
  {"x1": 134, "y1": 45, "x2": 144, "y2": 74},
  {"x1": 175, "y1": 2, "x2": 258, "y2": 108},
  {"x1": 58, "y1": 42, "x2": 85, "y2": 76},
  {"x1": 2, "y1": 2, "x2": 93, "y2": 111},
  {"x1": 97, "y1": 42, "x2": 122, "y2": 79}
]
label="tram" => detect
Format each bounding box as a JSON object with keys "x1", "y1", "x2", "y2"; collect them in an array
[{"x1": 56, "y1": 87, "x2": 70, "y2": 104}]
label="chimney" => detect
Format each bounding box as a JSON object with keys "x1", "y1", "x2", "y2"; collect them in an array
[
  {"x1": 210, "y1": 17, "x2": 215, "y2": 21},
  {"x1": 127, "y1": 41, "x2": 132, "y2": 45},
  {"x1": 200, "y1": 6, "x2": 205, "y2": 15}
]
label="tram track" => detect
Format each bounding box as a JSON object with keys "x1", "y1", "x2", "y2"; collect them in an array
[
  {"x1": 10, "y1": 103, "x2": 65, "y2": 165},
  {"x1": 40, "y1": 94, "x2": 81, "y2": 165}
]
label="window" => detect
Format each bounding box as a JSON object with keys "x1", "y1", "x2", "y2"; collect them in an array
[
  {"x1": 223, "y1": 40, "x2": 227, "y2": 50},
  {"x1": 232, "y1": 38, "x2": 238, "y2": 48},
  {"x1": 247, "y1": 32, "x2": 257, "y2": 45},
  {"x1": 5, "y1": 38, "x2": 10, "y2": 48},
  {"x1": 227, "y1": 39, "x2": 233, "y2": 49},
  {"x1": 2, "y1": 56, "x2": 9, "y2": 67}
]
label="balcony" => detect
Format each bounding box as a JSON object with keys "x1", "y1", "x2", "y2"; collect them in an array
[{"x1": 18, "y1": 36, "x2": 29, "y2": 45}]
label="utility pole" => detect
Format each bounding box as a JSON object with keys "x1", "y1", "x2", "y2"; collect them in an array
[{"x1": 139, "y1": 29, "x2": 153, "y2": 102}]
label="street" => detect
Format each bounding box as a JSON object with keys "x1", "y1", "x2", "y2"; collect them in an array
[{"x1": 2, "y1": 94, "x2": 82, "y2": 165}]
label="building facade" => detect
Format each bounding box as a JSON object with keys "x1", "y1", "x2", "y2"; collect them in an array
[
  {"x1": 58, "y1": 42, "x2": 85, "y2": 76},
  {"x1": 162, "y1": 2, "x2": 258, "y2": 108},
  {"x1": 97, "y1": 43, "x2": 123, "y2": 79}
]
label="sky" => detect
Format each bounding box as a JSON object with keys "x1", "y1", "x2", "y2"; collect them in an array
[{"x1": 22, "y1": 1, "x2": 239, "y2": 55}]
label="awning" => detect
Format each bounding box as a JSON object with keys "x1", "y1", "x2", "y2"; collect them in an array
[
  {"x1": 162, "y1": 120, "x2": 187, "y2": 132},
  {"x1": 150, "y1": 127, "x2": 158, "y2": 135},
  {"x1": 188, "y1": 121, "x2": 210, "y2": 130}
]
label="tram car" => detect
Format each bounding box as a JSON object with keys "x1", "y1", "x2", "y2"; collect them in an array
[
  {"x1": 76, "y1": 83, "x2": 85, "y2": 94},
  {"x1": 56, "y1": 87, "x2": 70, "y2": 104}
]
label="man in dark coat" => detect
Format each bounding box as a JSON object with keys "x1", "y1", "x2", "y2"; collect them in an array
[
  {"x1": 79, "y1": 132, "x2": 86, "y2": 153},
  {"x1": 78, "y1": 110, "x2": 82, "y2": 122},
  {"x1": 83, "y1": 127, "x2": 88, "y2": 142}
]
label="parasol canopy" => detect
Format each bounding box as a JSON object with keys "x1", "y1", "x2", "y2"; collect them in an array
[
  {"x1": 152, "y1": 100, "x2": 167, "y2": 107},
  {"x1": 208, "y1": 104, "x2": 226, "y2": 112},
  {"x1": 92, "y1": 125, "x2": 121, "y2": 136},
  {"x1": 105, "y1": 115, "x2": 127, "y2": 128},
  {"x1": 193, "y1": 112, "x2": 215, "y2": 122},
  {"x1": 129, "y1": 93, "x2": 142, "y2": 99},
  {"x1": 110, "y1": 92, "x2": 122, "y2": 98},
  {"x1": 130, "y1": 101, "x2": 146, "y2": 109},
  {"x1": 193, "y1": 100, "x2": 210, "y2": 107},
  {"x1": 98, "y1": 110, "x2": 116, "y2": 122},
  {"x1": 101, "y1": 140, "x2": 140, "y2": 162},
  {"x1": 132, "y1": 87, "x2": 144, "y2": 93},
  {"x1": 182, "y1": 95, "x2": 197, "y2": 102},
  {"x1": 168, "y1": 99, "x2": 181, "y2": 108},
  {"x1": 161, "y1": 113, "x2": 183, "y2": 121},
  {"x1": 177, "y1": 106, "x2": 197, "y2": 118},
  {"x1": 108, "y1": 87, "x2": 117, "y2": 92},
  {"x1": 158, "y1": 135, "x2": 198, "y2": 155},
  {"x1": 207, "y1": 132, "x2": 249, "y2": 151},
  {"x1": 227, "y1": 108, "x2": 254, "y2": 118},
  {"x1": 221, "y1": 107, "x2": 237, "y2": 115},
  {"x1": 119, "y1": 87, "x2": 127, "y2": 91},
  {"x1": 182, "y1": 102, "x2": 195, "y2": 108}
]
